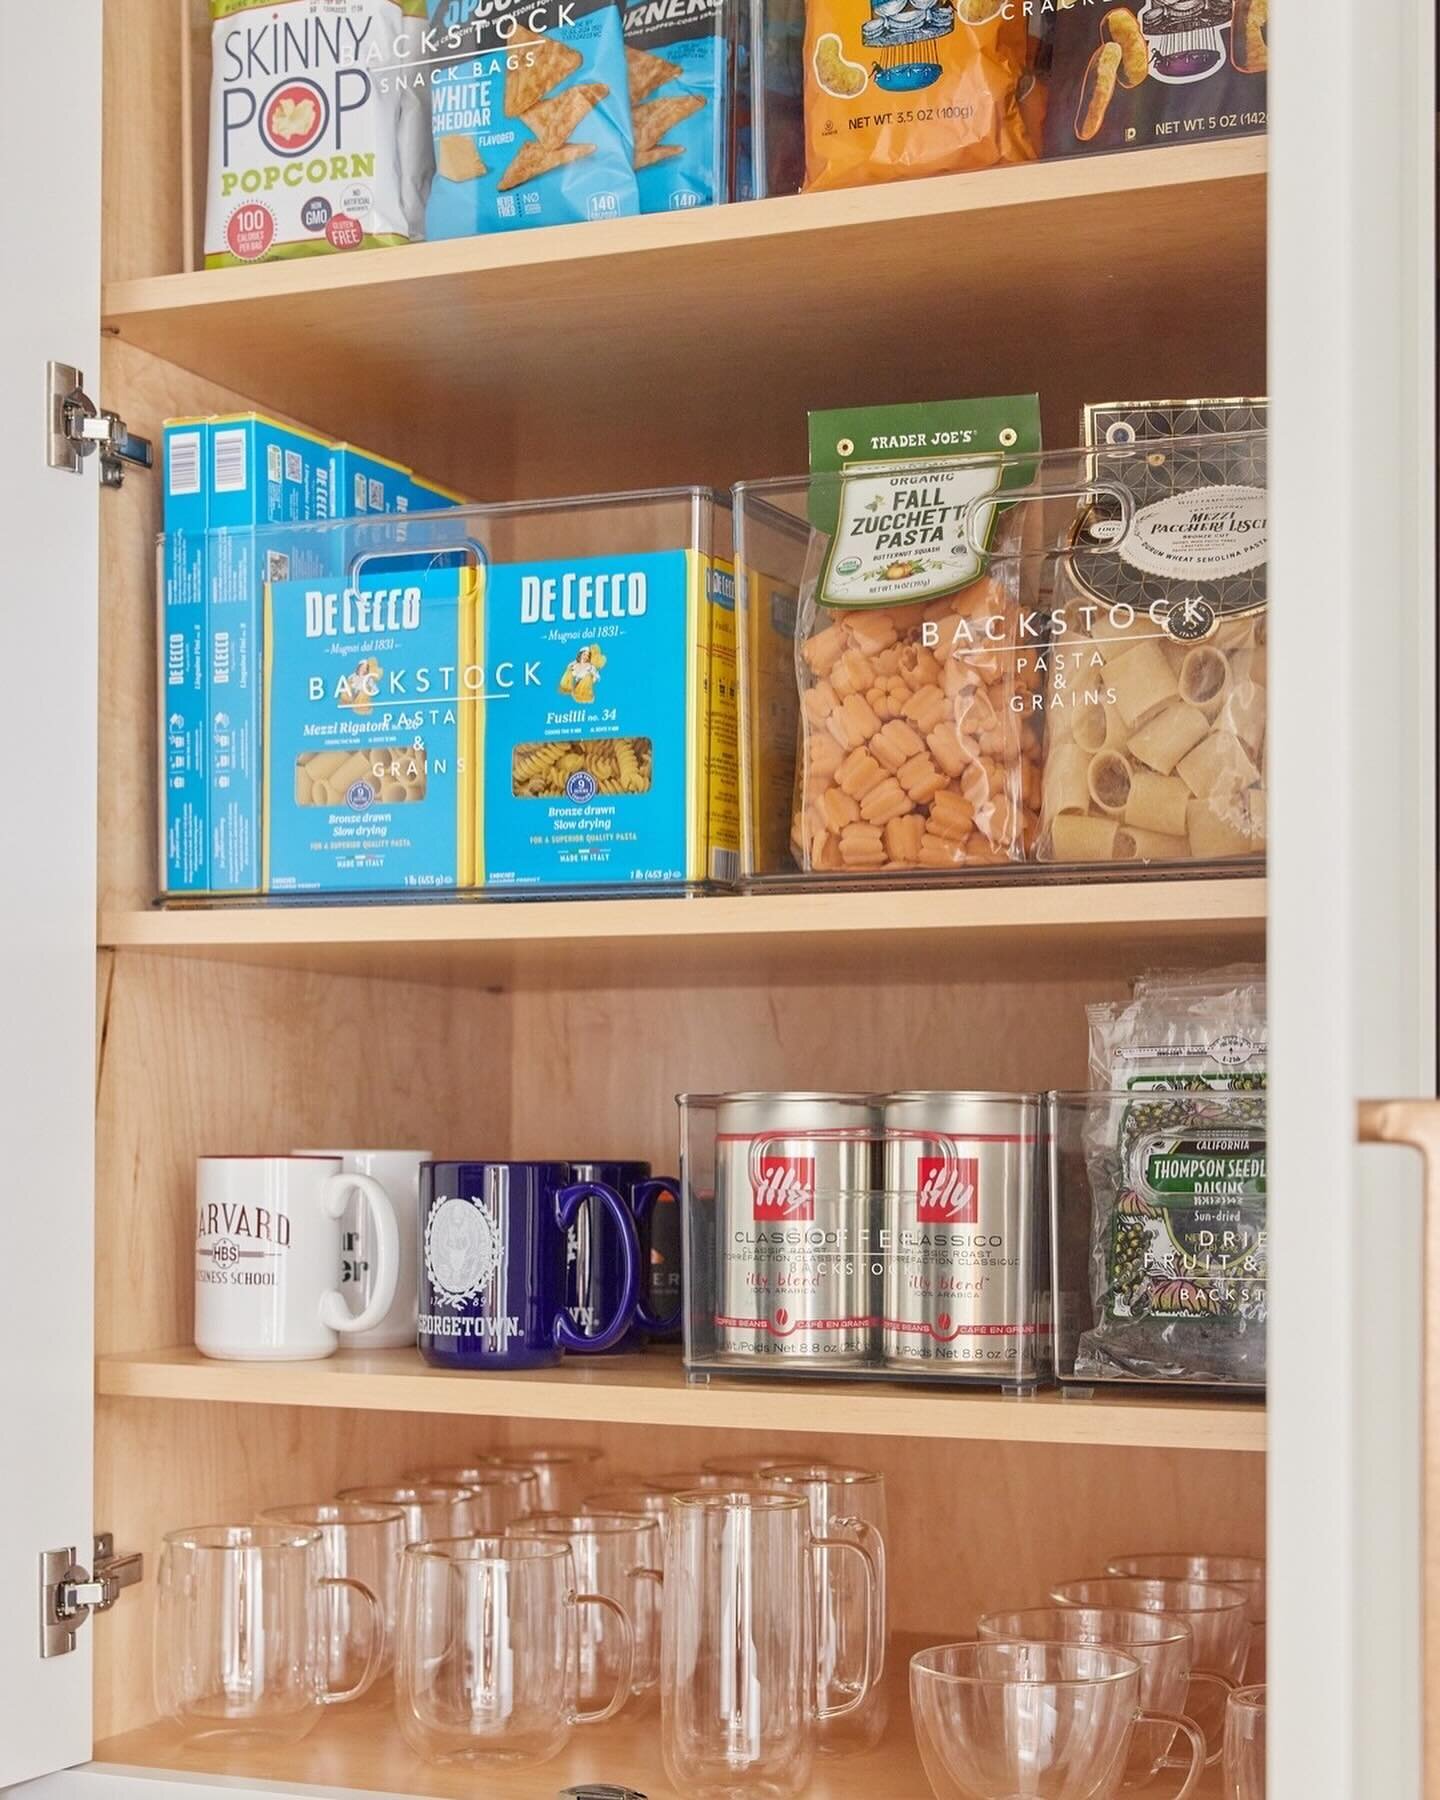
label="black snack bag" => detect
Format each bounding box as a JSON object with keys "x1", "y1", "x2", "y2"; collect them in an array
[{"x1": 1044, "y1": 0, "x2": 1266, "y2": 159}]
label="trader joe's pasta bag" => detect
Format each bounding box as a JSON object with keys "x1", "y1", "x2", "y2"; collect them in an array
[
  {"x1": 205, "y1": 0, "x2": 430, "y2": 267},
  {"x1": 803, "y1": 0, "x2": 1035, "y2": 192}
]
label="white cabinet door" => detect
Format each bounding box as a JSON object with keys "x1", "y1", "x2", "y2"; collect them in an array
[
  {"x1": 1270, "y1": 0, "x2": 1436, "y2": 1794},
  {"x1": 0, "y1": 0, "x2": 101, "y2": 1785}
]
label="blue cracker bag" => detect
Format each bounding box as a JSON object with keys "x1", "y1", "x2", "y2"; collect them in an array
[
  {"x1": 426, "y1": 0, "x2": 638, "y2": 235},
  {"x1": 623, "y1": 0, "x2": 727, "y2": 211}
]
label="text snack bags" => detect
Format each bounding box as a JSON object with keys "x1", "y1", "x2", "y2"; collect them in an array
[
  {"x1": 426, "y1": 0, "x2": 639, "y2": 235},
  {"x1": 804, "y1": 0, "x2": 1034, "y2": 192},
  {"x1": 204, "y1": 0, "x2": 430, "y2": 266},
  {"x1": 623, "y1": 0, "x2": 728, "y2": 211}
]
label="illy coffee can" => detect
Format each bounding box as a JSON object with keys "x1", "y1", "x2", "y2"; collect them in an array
[
  {"x1": 713, "y1": 1092, "x2": 880, "y2": 1366},
  {"x1": 881, "y1": 1092, "x2": 1042, "y2": 1379}
]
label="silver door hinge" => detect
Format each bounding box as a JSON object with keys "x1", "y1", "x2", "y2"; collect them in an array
[
  {"x1": 40, "y1": 1533, "x2": 143, "y2": 1658},
  {"x1": 47, "y1": 361, "x2": 152, "y2": 488}
]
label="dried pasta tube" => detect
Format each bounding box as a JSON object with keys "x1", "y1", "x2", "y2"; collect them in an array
[
  {"x1": 1188, "y1": 796, "x2": 1262, "y2": 858},
  {"x1": 1112, "y1": 826, "x2": 1189, "y2": 862},
  {"x1": 1178, "y1": 647, "x2": 1232, "y2": 717},
  {"x1": 382, "y1": 781, "x2": 408, "y2": 803},
  {"x1": 1127, "y1": 700, "x2": 1210, "y2": 776},
  {"x1": 294, "y1": 768, "x2": 313, "y2": 807},
  {"x1": 1050, "y1": 813, "x2": 1119, "y2": 861},
  {"x1": 1042, "y1": 741, "x2": 1093, "y2": 820},
  {"x1": 1106, "y1": 639, "x2": 1180, "y2": 727},
  {"x1": 1177, "y1": 729, "x2": 1260, "y2": 800},
  {"x1": 310, "y1": 781, "x2": 337, "y2": 806},
  {"x1": 1123, "y1": 770, "x2": 1191, "y2": 838},
  {"x1": 302, "y1": 750, "x2": 349, "y2": 782},
  {"x1": 1071, "y1": 697, "x2": 1126, "y2": 755},
  {"x1": 1087, "y1": 750, "x2": 1133, "y2": 815}
]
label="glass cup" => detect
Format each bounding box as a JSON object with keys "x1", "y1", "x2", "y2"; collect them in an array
[
  {"x1": 701, "y1": 1450, "x2": 813, "y2": 1478},
  {"x1": 337, "y1": 1482, "x2": 480, "y2": 1542},
  {"x1": 977, "y1": 1606, "x2": 1219, "y2": 1784},
  {"x1": 155, "y1": 1523, "x2": 384, "y2": 1744},
  {"x1": 764, "y1": 1463, "x2": 888, "y2": 1755},
  {"x1": 1106, "y1": 1553, "x2": 1266, "y2": 1681},
  {"x1": 507, "y1": 1512, "x2": 664, "y2": 1706},
  {"x1": 910, "y1": 1641, "x2": 1205, "y2": 1800},
  {"x1": 1224, "y1": 1685, "x2": 1266, "y2": 1796},
  {"x1": 652, "y1": 1468, "x2": 734, "y2": 1491},
  {"x1": 661, "y1": 1489, "x2": 879, "y2": 1799},
  {"x1": 395, "y1": 1536, "x2": 633, "y2": 1765},
  {"x1": 475, "y1": 1445, "x2": 604, "y2": 1512},
  {"x1": 257, "y1": 1502, "x2": 405, "y2": 1708},
  {"x1": 1051, "y1": 1577, "x2": 1248, "y2": 1753},
  {"x1": 404, "y1": 1464, "x2": 541, "y2": 1528}
]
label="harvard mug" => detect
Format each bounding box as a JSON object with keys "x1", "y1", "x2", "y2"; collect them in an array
[
  {"x1": 418, "y1": 1160, "x2": 640, "y2": 1369},
  {"x1": 565, "y1": 1160, "x2": 683, "y2": 1349},
  {"x1": 194, "y1": 1156, "x2": 398, "y2": 1361}
]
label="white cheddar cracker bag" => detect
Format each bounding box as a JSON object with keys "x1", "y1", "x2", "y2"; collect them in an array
[{"x1": 205, "y1": 0, "x2": 431, "y2": 267}]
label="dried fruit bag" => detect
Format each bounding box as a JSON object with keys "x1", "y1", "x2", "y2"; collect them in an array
[
  {"x1": 804, "y1": 0, "x2": 1035, "y2": 192},
  {"x1": 1078, "y1": 968, "x2": 1267, "y2": 1385}
]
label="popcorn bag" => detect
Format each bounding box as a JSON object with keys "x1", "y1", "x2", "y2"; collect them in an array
[{"x1": 803, "y1": 0, "x2": 1035, "y2": 192}]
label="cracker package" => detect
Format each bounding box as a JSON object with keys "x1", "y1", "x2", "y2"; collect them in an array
[
  {"x1": 426, "y1": 0, "x2": 639, "y2": 235},
  {"x1": 622, "y1": 0, "x2": 728, "y2": 210},
  {"x1": 263, "y1": 566, "x2": 479, "y2": 892},
  {"x1": 1044, "y1": 0, "x2": 1266, "y2": 159},
  {"x1": 204, "y1": 0, "x2": 430, "y2": 267},
  {"x1": 803, "y1": 0, "x2": 1035, "y2": 193}
]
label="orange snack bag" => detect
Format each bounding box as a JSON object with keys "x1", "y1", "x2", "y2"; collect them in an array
[{"x1": 804, "y1": 0, "x2": 1035, "y2": 192}]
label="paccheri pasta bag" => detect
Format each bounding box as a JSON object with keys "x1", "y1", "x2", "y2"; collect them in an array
[
  {"x1": 205, "y1": 0, "x2": 431, "y2": 267},
  {"x1": 1036, "y1": 405, "x2": 1267, "y2": 867},
  {"x1": 792, "y1": 397, "x2": 1042, "y2": 875},
  {"x1": 803, "y1": 0, "x2": 1035, "y2": 192},
  {"x1": 1078, "y1": 966, "x2": 1267, "y2": 1385},
  {"x1": 1044, "y1": 0, "x2": 1266, "y2": 159}
]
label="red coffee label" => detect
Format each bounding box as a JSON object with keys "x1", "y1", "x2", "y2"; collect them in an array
[
  {"x1": 916, "y1": 1155, "x2": 979, "y2": 1223},
  {"x1": 753, "y1": 1155, "x2": 815, "y2": 1221}
]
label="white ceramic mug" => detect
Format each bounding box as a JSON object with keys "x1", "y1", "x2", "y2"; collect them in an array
[
  {"x1": 195, "y1": 1156, "x2": 399, "y2": 1361},
  {"x1": 296, "y1": 1148, "x2": 429, "y2": 1349}
]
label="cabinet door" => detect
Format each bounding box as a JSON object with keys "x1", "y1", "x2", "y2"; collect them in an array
[
  {"x1": 0, "y1": 0, "x2": 101, "y2": 1784},
  {"x1": 1271, "y1": 0, "x2": 1436, "y2": 1793}
]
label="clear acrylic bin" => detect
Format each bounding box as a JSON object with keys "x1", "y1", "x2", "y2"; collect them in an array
[
  {"x1": 733, "y1": 431, "x2": 1268, "y2": 889},
  {"x1": 678, "y1": 1090, "x2": 1051, "y2": 1393},
  {"x1": 158, "y1": 488, "x2": 736, "y2": 902},
  {"x1": 1047, "y1": 1088, "x2": 1267, "y2": 1393}
]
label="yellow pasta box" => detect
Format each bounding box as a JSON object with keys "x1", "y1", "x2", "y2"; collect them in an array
[
  {"x1": 478, "y1": 539, "x2": 737, "y2": 888},
  {"x1": 262, "y1": 563, "x2": 479, "y2": 892}
]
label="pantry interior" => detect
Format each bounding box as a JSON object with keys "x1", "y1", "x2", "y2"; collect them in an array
[{"x1": 85, "y1": 0, "x2": 1271, "y2": 1791}]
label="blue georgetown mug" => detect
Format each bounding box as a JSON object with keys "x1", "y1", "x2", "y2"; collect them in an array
[
  {"x1": 418, "y1": 1161, "x2": 640, "y2": 1370},
  {"x1": 566, "y1": 1161, "x2": 683, "y2": 1351}
]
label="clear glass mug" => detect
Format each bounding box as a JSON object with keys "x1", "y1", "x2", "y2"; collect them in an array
[
  {"x1": 701, "y1": 1450, "x2": 822, "y2": 1478},
  {"x1": 155, "y1": 1524, "x2": 384, "y2": 1744},
  {"x1": 764, "y1": 1463, "x2": 888, "y2": 1755},
  {"x1": 404, "y1": 1463, "x2": 542, "y2": 1529},
  {"x1": 507, "y1": 1512, "x2": 664, "y2": 1706},
  {"x1": 476, "y1": 1445, "x2": 604, "y2": 1512},
  {"x1": 910, "y1": 1641, "x2": 1206, "y2": 1800},
  {"x1": 1224, "y1": 1685, "x2": 1266, "y2": 1796},
  {"x1": 661, "y1": 1489, "x2": 880, "y2": 1799},
  {"x1": 395, "y1": 1536, "x2": 633, "y2": 1765},
  {"x1": 337, "y1": 1481, "x2": 480, "y2": 1542},
  {"x1": 1051, "y1": 1577, "x2": 1248, "y2": 1754},
  {"x1": 1106, "y1": 1553, "x2": 1266, "y2": 1681},
  {"x1": 258, "y1": 1502, "x2": 405, "y2": 1709},
  {"x1": 977, "y1": 1606, "x2": 1219, "y2": 1784}
]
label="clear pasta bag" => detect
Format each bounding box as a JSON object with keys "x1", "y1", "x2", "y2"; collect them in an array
[{"x1": 1076, "y1": 966, "x2": 1268, "y2": 1385}]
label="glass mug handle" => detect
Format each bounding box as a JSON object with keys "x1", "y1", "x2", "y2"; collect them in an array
[
  {"x1": 1142, "y1": 1711, "x2": 1207, "y2": 1799},
  {"x1": 570, "y1": 1590, "x2": 635, "y2": 1725},
  {"x1": 809, "y1": 1533, "x2": 879, "y2": 1722},
  {"x1": 317, "y1": 1575, "x2": 385, "y2": 1705},
  {"x1": 832, "y1": 1513, "x2": 887, "y2": 1683},
  {"x1": 318, "y1": 1172, "x2": 399, "y2": 1336},
  {"x1": 631, "y1": 1176, "x2": 682, "y2": 1336},
  {"x1": 553, "y1": 1182, "x2": 641, "y2": 1354},
  {"x1": 1171, "y1": 1669, "x2": 1236, "y2": 1767}
]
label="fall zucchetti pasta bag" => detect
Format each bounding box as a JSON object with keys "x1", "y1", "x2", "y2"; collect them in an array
[{"x1": 803, "y1": 0, "x2": 1035, "y2": 192}]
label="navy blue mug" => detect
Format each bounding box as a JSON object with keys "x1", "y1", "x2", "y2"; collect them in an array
[
  {"x1": 566, "y1": 1161, "x2": 683, "y2": 1351},
  {"x1": 418, "y1": 1161, "x2": 640, "y2": 1370}
]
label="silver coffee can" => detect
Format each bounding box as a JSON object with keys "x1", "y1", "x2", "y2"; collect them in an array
[
  {"x1": 713, "y1": 1091, "x2": 881, "y2": 1366},
  {"x1": 881, "y1": 1091, "x2": 1042, "y2": 1378}
]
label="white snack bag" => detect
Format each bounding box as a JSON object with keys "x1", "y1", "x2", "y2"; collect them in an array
[{"x1": 204, "y1": 0, "x2": 430, "y2": 268}]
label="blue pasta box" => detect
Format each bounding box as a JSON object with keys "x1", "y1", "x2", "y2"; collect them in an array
[
  {"x1": 263, "y1": 563, "x2": 480, "y2": 892},
  {"x1": 478, "y1": 522, "x2": 738, "y2": 888},
  {"x1": 622, "y1": 0, "x2": 730, "y2": 211}
]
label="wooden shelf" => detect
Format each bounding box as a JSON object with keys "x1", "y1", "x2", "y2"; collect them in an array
[
  {"x1": 103, "y1": 139, "x2": 1266, "y2": 492},
  {"x1": 97, "y1": 1346, "x2": 1264, "y2": 1452},
  {"x1": 93, "y1": 1635, "x2": 1226, "y2": 1798},
  {"x1": 100, "y1": 877, "x2": 1265, "y2": 988}
]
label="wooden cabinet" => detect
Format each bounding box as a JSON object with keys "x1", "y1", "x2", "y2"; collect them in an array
[{"x1": 1, "y1": 1, "x2": 1434, "y2": 1795}]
